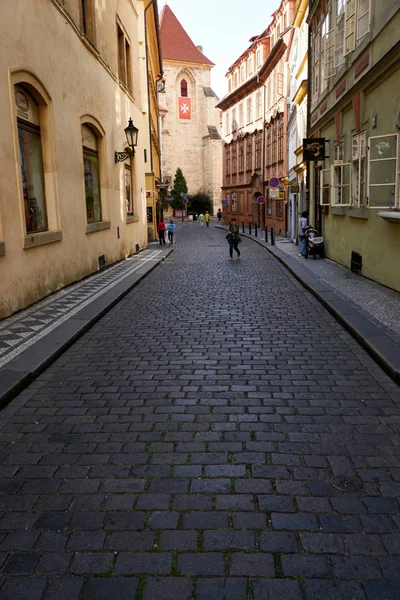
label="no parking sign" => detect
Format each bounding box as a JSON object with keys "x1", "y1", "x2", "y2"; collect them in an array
[{"x1": 257, "y1": 196, "x2": 265, "y2": 205}]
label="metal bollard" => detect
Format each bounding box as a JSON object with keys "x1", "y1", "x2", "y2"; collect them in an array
[
  {"x1": 242, "y1": 222, "x2": 245, "y2": 234},
  {"x1": 265, "y1": 227, "x2": 268, "y2": 243},
  {"x1": 271, "y1": 227, "x2": 275, "y2": 245},
  {"x1": 255, "y1": 224, "x2": 257, "y2": 237},
  {"x1": 248, "y1": 222, "x2": 251, "y2": 235}
]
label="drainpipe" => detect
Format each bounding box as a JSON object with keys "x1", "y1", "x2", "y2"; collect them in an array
[
  {"x1": 306, "y1": 17, "x2": 311, "y2": 220},
  {"x1": 144, "y1": 0, "x2": 164, "y2": 223}
]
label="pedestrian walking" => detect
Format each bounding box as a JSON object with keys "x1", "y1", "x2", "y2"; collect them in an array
[
  {"x1": 226, "y1": 217, "x2": 241, "y2": 260},
  {"x1": 204, "y1": 211, "x2": 211, "y2": 227},
  {"x1": 198, "y1": 213, "x2": 205, "y2": 227},
  {"x1": 217, "y1": 208, "x2": 222, "y2": 224},
  {"x1": 167, "y1": 220, "x2": 175, "y2": 244},
  {"x1": 157, "y1": 219, "x2": 166, "y2": 245},
  {"x1": 298, "y1": 211, "x2": 308, "y2": 256}
]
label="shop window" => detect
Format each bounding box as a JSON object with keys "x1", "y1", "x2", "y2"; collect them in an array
[
  {"x1": 117, "y1": 23, "x2": 133, "y2": 93},
  {"x1": 351, "y1": 131, "x2": 367, "y2": 207},
  {"x1": 82, "y1": 124, "x2": 102, "y2": 223},
  {"x1": 368, "y1": 134, "x2": 399, "y2": 208},
  {"x1": 16, "y1": 86, "x2": 47, "y2": 234},
  {"x1": 125, "y1": 164, "x2": 133, "y2": 216},
  {"x1": 231, "y1": 191, "x2": 238, "y2": 213},
  {"x1": 331, "y1": 163, "x2": 351, "y2": 205},
  {"x1": 81, "y1": 0, "x2": 96, "y2": 44},
  {"x1": 180, "y1": 79, "x2": 188, "y2": 97}
]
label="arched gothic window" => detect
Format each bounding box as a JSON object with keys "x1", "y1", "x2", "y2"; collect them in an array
[{"x1": 180, "y1": 79, "x2": 188, "y2": 97}]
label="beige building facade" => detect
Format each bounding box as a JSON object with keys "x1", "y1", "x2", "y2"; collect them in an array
[
  {"x1": 0, "y1": 0, "x2": 152, "y2": 319},
  {"x1": 159, "y1": 6, "x2": 222, "y2": 214}
]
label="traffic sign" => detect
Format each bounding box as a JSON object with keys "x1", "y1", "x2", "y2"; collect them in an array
[
  {"x1": 156, "y1": 183, "x2": 169, "y2": 189},
  {"x1": 183, "y1": 198, "x2": 189, "y2": 205},
  {"x1": 269, "y1": 189, "x2": 280, "y2": 199},
  {"x1": 166, "y1": 196, "x2": 174, "y2": 202},
  {"x1": 270, "y1": 177, "x2": 279, "y2": 188},
  {"x1": 221, "y1": 199, "x2": 229, "y2": 206},
  {"x1": 257, "y1": 196, "x2": 265, "y2": 205}
]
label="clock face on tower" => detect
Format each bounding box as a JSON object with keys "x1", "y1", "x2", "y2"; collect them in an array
[{"x1": 179, "y1": 97, "x2": 192, "y2": 120}]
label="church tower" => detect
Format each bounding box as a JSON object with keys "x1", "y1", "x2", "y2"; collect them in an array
[{"x1": 159, "y1": 5, "x2": 222, "y2": 214}]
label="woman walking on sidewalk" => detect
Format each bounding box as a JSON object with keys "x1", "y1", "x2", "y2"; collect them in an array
[
  {"x1": 226, "y1": 218, "x2": 241, "y2": 260},
  {"x1": 157, "y1": 220, "x2": 166, "y2": 245}
]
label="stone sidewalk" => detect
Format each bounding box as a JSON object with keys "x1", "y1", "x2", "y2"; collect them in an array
[
  {"x1": 0, "y1": 245, "x2": 173, "y2": 407},
  {"x1": 0, "y1": 223, "x2": 398, "y2": 599},
  {"x1": 217, "y1": 224, "x2": 400, "y2": 383}
]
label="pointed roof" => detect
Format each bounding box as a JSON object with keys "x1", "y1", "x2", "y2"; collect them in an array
[{"x1": 159, "y1": 5, "x2": 214, "y2": 67}]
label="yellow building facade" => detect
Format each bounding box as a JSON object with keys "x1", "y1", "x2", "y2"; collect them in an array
[{"x1": 0, "y1": 0, "x2": 153, "y2": 318}]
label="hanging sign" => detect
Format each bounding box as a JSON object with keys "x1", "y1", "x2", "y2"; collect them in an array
[
  {"x1": 303, "y1": 138, "x2": 326, "y2": 161},
  {"x1": 178, "y1": 97, "x2": 192, "y2": 120}
]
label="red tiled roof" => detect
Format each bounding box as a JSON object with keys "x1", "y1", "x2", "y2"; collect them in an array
[{"x1": 159, "y1": 5, "x2": 214, "y2": 67}]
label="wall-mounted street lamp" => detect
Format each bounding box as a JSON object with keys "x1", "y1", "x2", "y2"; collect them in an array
[{"x1": 115, "y1": 118, "x2": 139, "y2": 163}]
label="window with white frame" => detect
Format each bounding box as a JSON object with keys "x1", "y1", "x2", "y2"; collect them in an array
[
  {"x1": 256, "y1": 48, "x2": 262, "y2": 68},
  {"x1": 225, "y1": 112, "x2": 230, "y2": 136},
  {"x1": 320, "y1": 169, "x2": 331, "y2": 205},
  {"x1": 277, "y1": 72, "x2": 284, "y2": 97},
  {"x1": 228, "y1": 78, "x2": 232, "y2": 93},
  {"x1": 239, "y1": 102, "x2": 244, "y2": 127},
  {"x1": 247, "y1": 97, "x2": 252, "y2": 124},
  {"x1": 345, "y1": 0, "x2": 356, "y2": 55},
  {"x1": 240, "y1": 63, "x2": 246, "y2": 82},
  {"x1": 351, "y1": 131, "x2": 367, "y2": 206},
  {"x1": 334, "y1": 141, "x2": 344, "y2": 164},
  {"x1": 248, "y1": 55, "x2": 253, "y2": 76},
  {"x1": 368, "y1": 134, "x2": 399, "y2": 208},
  {"x1": 256, "y1": 91, "x2": 262, "y2": 119},
  {"x1": 312, "y1": 28, "x2": 320, "y2": 99},
  {"x1": 321, "y1": 5, "x2": 334, "y2": 90},
  {"x1": 331, "y1": 163, "x2": 351, "y2": 205},
  {"x1": 234, "y1": 71, "x2": 238, "y2": 88},
  {"x1": 335, "y1": 0, "x2": 345, "y2": 68},
  {"x1": 357, "y1": 0, "x2": 370, "y2": 40}
]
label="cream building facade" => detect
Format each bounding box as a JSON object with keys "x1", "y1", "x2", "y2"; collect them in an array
[
  {"x1": 159, "y1": 6, "x2": 222, "y2": 214},
  {"x1": 0, "y1": 0, "x2": 153, "y2": 319}
]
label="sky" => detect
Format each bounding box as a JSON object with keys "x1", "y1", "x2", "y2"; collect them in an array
[{"x1": 161, "y1": 0, "x2": 280, "y2": 99}]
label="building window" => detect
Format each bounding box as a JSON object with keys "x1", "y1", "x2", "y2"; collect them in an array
[
  {"x1": 181, "y1": 79, "x2": 188, "y2": 97},
  {"x1": 357, "y1": 0, "x2": 370, "y2": 40},
  {"x1": 276, "y1": 199, "x2": 283, "y2": 217},
  {"x1": 272, "y1": 124, "x2": 277, "y2": 164},
  {"x1": 239, "y1": 102, "x2": 244, "y2": 127},
  {"x1": 331, "y1": 163, "x2": 351, "y2": 205},
  {"x1": 335, "y1": 0, "x2": 345, "y2": 68},
  {"x1": 256, "y1": 48, "x2": 262, "y2": 68},
  {"x1": 320, "y1": 169, "x2": 331, "y2": 205},
  {"x1": 82, "y1": 124, "x2": 102, "y2": 223},
  {"x1": 117, "y1": 23, "x2": 132, "y2": 92},
  {"x1": 247, "y1": 97, "x2": 252, "y2": 124},
  {"x1": 81, "y1": 0, "x2": 95, "y2": 43},
  {"x1": 225, "y1": 146, "x2": 231, "y2": 176},
  {"x1": 255, "y1": 137, "x2": 261, "y2": 170},
  {"x1": 248, "y1": 55, "x2": 253, "y2": 76},
  {"x1": 240, "y1": 63, "x2": 246, "y2": 82},
  {"x1": 234, "y1": 71, "x2": 238, "y2": 88},
  {"x1": 238, "y1": 143, "x2": 244, "y2": 173},
  {"x1": 277, "y1": 72, "x2": 284, "y2": 97},
  {"x1": 368, "y1": 134, "x2": 399, "y2": 208},
  {"x1": 312, "y1": 28, "x2": 320, "y2": 99},
  {"x1": 125, "y1": 164, "x2": 133, "y2": 216},
  {"x1": 246, "y1": 140, "x2": 252, "y2": 171},
  {"x1": 256, "y1": 91, "x2": 262, "y2": 119},
  {"x1": 225, "y1": 112, "x2": 230, "y2": 136},
  {"x1": 334, "y1": 141, "x2": 344, "y2": 163},
  {"x1": 266, "y1": 126, "x2": 272, "y2": 165},
  {"x1": 266, "y1": 195, "x2": 272, "y2": 215},
  {"x1": 228, "y1": 78, "x2": 232, "y2": 93},
  {"x1": 321, "y1": 5, "x2": 335, "y2": 89},
  {"x1": 278, "y1": 123, "x2": 284, "y2": 162},
  {"x1": 231, "y1": 191, "x2": 238, "y2": 213},
  {"x1": 232, "y1": 144, "x2": 237, "y2": 175},
  {"x1": 345, "y1": 0, "x2": 356, "y2": 55},
  {"x1": 351, "y1": 131, "x2": 367, "y2": 207},
  {"x1": 16, "y1": 87, "x2": 47, "y2": 234}
]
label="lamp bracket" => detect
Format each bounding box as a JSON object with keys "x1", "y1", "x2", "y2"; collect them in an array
[{"x1": 115, "y1": 150, "x2": 133, "y2": 163}]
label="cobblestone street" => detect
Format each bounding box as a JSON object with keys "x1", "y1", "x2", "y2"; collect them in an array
[{"x1": 0, "y1": 223, "x2": 399, "y2": 599}]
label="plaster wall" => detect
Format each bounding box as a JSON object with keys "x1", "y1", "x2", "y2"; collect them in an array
[{"x1": 0, "y1": 0, "x2": 149, "y2": 318}]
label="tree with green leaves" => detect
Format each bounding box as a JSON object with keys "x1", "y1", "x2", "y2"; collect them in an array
[
  {"x1": 188, "y1": 192, "x2": 212, "y2": 216},
  {"x1": 170, "y1": 168, "x2": 188, "y2": 211}
]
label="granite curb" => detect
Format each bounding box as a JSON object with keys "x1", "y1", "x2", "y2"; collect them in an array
[
  {"x1": 0, "y1": 248, "x2": 174, "y2": 409},
  {"x1": 217, "y1": 225, "x2": 400, "y2": 385}
]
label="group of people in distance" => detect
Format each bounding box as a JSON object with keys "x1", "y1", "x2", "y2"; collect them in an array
[{"x1": 156, "y1": 208, "x2": 242, "y2": 260}]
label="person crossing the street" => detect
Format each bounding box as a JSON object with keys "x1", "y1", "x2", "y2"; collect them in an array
[{"x1": 204, "y1": 211, "x2": 211, "y2": 227}]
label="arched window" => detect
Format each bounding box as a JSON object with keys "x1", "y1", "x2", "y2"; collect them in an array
[
  {"x1": 15, "y1": 85, "x2": 47, "y2": 233},
  {"x1": 180, "y1": 79, "x2": 188, "y2": 97},
  {"x1": 82, "y1": 124, "x2": 102, "y2": 223}
]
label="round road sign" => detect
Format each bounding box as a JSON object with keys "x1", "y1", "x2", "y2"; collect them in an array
[
  {"x1": 257, "y1": 196, "x2": 265, "y2": 205},
  {"x1": 270, "y1": 177, "x2": 279, "y2": 188}
]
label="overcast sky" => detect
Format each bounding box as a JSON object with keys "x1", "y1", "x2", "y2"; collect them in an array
[{"x1": 161, "y1": 0, "x2": 280, "y2": 99}]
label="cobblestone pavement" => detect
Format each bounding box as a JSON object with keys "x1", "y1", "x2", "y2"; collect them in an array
[{"x1": 0, "y1": 223, "x2": 399, "y2": 599}]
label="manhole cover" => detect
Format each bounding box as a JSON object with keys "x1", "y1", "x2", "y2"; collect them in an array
[{"x1": 330, "y1": 475, "x2": 362, "y2": 493}]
